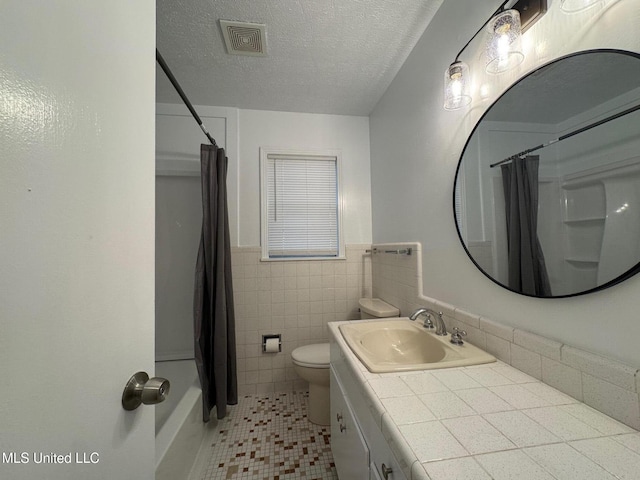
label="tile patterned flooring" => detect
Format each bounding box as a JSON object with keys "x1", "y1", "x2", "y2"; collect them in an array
[{"x1": 195, "y1": 391, "x2": 339, "y2": 480}]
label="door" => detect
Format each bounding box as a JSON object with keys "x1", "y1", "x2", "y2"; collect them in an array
[{"x1": 0, "y1": 2, "x2": 156, "y2": 479}]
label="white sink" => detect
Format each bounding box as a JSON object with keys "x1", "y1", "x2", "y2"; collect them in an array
[{"x1": 339, "y1": 318, "x2": 495, "y2": 373}]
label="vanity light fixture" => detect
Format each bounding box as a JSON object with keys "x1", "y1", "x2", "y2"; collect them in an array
[
  {"x1": 485, "y1": 9, "x2": 524, "y2": 74},
  {"x1": 560, "y1": 0, "x2": 603, "y2": 12},
  {"x1": 444, "y1": 61, "x2": 472, "y2": 110},
  {"x1": 443, "y1": 0, "x2": 547, "y2": 110}
]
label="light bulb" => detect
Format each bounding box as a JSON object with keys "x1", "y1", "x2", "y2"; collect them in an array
[
  {"x1": 444, "y1": 61, "x2": 472, "y2": 110},
  {"x1": 485, "y1": 9, "x2": 524, "y2": 75}
]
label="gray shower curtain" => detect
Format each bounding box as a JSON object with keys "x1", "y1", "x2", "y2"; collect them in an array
[
  {"x1": 194, "y1": 143, "x2": 237, "y2": 422},
  {"x1": 501, "y1": 156, "x2": 552, "y2": 296}
]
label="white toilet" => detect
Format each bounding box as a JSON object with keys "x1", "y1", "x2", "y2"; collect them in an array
[{"x1": 291, "y1": 297, "x2": 399, "y2": 425}]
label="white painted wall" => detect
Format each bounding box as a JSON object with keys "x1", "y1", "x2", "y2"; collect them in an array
[
  {"x1": 238, "y1": 109, "x2": 372, "y2": 246},
  {"x1": 0, "y1": 2, "x2": 155, "y2": 479},
  {"x1": 155, "y1": 107, "x2": 372, "y2": 365},
  {"x1": 155, "y1": 107, "x2": 372, "y2": 249},
  {"x1": 370, "y1": 0, "x2": 640, "y2": 366}
]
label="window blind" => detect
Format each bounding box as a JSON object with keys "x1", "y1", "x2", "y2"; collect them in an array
[{"x1": 266, "y1": 155, "x2": 339, "y2": 258}]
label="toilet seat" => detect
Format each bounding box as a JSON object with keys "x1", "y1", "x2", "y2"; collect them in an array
[{"x1": 291, "y1": 343, "x2": 330, "y2": 369}]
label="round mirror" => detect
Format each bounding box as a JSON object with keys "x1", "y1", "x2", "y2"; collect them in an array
[{"x1": 454, "y1": 49, "x2": 640, "y2": 298}]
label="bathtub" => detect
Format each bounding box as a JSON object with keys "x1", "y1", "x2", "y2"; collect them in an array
[{"x1": 155, "y1": 359, "x2": 204, "y2": 480}]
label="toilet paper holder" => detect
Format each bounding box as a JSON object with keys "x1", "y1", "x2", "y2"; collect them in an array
[{"x1": 262, "y1": 334, "x2": 282, "y2": 353}]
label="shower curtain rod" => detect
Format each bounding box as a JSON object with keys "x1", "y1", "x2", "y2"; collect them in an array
[
  {"x1": 489, "y1": 102, "x2": 640, "y2": 168},
  {"x1": 156, "y1": 49, "x2": 217, "y2": 147}
]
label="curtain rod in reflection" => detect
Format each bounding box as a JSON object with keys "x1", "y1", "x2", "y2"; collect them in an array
[
  {"x1": 156, "y1": 49, "x2": 217, "y2": 147},
  {"x1": 489, "y1": 103, "x2": 640, "y2": 168}
]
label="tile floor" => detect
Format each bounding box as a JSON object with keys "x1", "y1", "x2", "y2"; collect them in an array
[{"x1": 193, "y1": 391, "x2": 338, "y2": 480}]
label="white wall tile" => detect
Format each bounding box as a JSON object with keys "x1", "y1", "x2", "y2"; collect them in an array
[
  {"x1": 559, "y1": 404, "x2": 634, "y2": 436},
  {"x1": 479, "y1": 317, "x2": 514, "y2": 342},
  {"x1": 541, "y1": 356, "x2": 583, "y2": 401},
  {"x1": 514, "y1": 330, "x2": 562, "y2": 361},
  {"x1": 231, "y1": 245, "x2": 371, "y2": 393},
  {"x1": 510, "y1": 344, "x2": 542, "y2": 380},
  {"x1": 582, "y1": 373, "x2": 640, "y2": 430},
  {"x1": 484, "y1": 334, "x2": 511, "y2": 364},
  {"x1": 520, "y1": 382, "x2": 578, "y2": 406},
  {"x1": 612, "y1": 433, "x2": 640, "y2": 455},
  {"x1": 562, "y1": 346, "x2": 638, "y2": 392},
  {"x1": 368, "y1": 243, "x2": 639, "y2": 430},
  {"x1": 453, "y1": 308, "x2": 481, "y2": 329}
]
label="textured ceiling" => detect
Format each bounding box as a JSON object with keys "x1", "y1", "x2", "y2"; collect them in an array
[
  {"x1": 156, "y1": 0, "x2": 443, "y2": 115},
  {"x1": 485, "y1": 51, "x2": 640, "y2": 124}
]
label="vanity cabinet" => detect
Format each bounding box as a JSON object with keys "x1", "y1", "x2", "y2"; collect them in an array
[
  {"x1": 330, "y1": 366, "x2": 369, "y2": 480},
  {"x1": 330, "y1": 343, "x2": 408, "y2": 480}
]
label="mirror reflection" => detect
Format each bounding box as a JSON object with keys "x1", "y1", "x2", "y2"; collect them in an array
[{"x1": 454, "y1": 50, "x2": 640, "y2": 298}]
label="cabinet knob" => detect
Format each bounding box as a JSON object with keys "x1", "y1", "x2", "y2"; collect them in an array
[
  {"x1": 339, "y1": 423, "x2": 347, "y2": 432},
  {"x1": 381, "y1": 463, "x2": 393, "y2": 479},
  {"x1": 336, "y1": 413, "x2": 343, "y2": 422}
]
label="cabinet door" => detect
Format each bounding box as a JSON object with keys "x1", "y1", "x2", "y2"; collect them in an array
[
  {"x1": 369, "y1": 417, "x2": 408, "y2": 480},
  {"x1": 330, "y1": 367, "x2": 369, "y2": 480},
  {"x1": 370, "y1": 462, "x2": 383, "y2": 480}
]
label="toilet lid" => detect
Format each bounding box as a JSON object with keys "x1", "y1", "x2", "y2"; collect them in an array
[{"x1": 291, "y1": 343, "x2": 330, "y2": 368}]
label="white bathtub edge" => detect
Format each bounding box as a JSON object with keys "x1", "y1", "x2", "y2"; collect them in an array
[{"x1": 156, "y1": 382, "x2": 205, "y2": 479}]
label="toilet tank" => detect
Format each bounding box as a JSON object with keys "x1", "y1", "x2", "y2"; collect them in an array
[{"x1": 358, "y1": 298, "x2": 400, "y2": 319}]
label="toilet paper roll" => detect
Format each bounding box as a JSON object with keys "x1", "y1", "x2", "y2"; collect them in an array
[{"x1": 264, "y1": 337, "x2": 280, "y2": 353}]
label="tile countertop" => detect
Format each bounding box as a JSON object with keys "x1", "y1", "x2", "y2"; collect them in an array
[{"x1": 328, "y1": 320, "x2": 640, "y2": 480}]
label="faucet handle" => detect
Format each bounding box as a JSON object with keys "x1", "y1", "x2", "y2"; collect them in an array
[{"x1": 450, "y1": 327, "x2": 467, "y2": 345}]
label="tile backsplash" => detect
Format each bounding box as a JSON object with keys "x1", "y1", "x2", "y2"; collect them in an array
[
  {"x1": 231, "y1": 244, "x2": 371, "y2": 395},
  {"x1": 231, "y1": 240, "x2": 639, "y2": 430},
  {"x1": 372, "y1": 242, "x2": 640, "y2": 430}
]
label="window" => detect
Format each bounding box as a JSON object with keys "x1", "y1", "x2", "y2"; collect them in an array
[{"x1": 260, "y1": 148, "x2": 344, "y2": 260}]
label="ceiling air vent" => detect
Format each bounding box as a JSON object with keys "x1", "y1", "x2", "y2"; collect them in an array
[{"x1": 219, "y1": 20, "x2": 267, "y2": 57}]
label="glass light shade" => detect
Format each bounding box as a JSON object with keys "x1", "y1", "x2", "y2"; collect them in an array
[
  {"x1": 444, "y1": 61, "x2": 472, "y2": 110},
  {"x1": 560, "y1": 0, "x2": 603, "y2": 12},
  {"x1": 485, "y1": 9, "x2": 524, "y2": 75}
]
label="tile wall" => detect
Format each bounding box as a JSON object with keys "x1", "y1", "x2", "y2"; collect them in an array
[
  {"x1": 372, "y1": 242, "x2": 640, "y2": 430},
  {"x1": 231, "y1": 244, "x2": 372, "y2": 395}
]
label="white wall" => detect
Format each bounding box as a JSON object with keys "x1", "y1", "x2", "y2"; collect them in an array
[
  {"x1": 0, "y1": 2, "x2": 155, "y2": 478},
  {"x1": 238, "y1": 109, "x2": 372, "y2": 246},
  {"x1": 155, "y1": 107, "x2": 373, "y2": 382},
  {"x1": 370, "y1": 0, "x2": 640, "y2": 366},
  {"x1": 156, "y1": 107, "x2": 372, "y2": 249}
]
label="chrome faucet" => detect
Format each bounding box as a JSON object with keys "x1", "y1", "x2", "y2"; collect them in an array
[{"x1": 409, "y1": 308, "x2": 447, "y2": 336}]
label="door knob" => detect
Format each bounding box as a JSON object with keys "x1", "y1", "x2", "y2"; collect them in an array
[{"x1": 122, "y1": 371, "x2": 170, "y2": 410}]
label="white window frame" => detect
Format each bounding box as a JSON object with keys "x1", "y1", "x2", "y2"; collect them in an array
[{"x1": 259, "y1": 147, "x2": 345, "y2": 261}]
